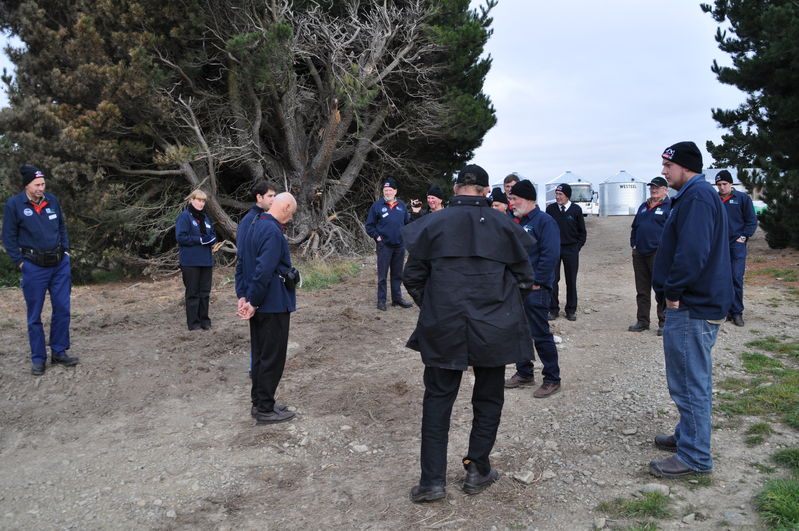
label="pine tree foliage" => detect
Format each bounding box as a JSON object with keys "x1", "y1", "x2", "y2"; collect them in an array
[
  {"x1": 702, "y1": 0, "x2": 799, "y2": 249},
  {"x1": 0, "y1": 0, "x2": 496, "y2": 270}
]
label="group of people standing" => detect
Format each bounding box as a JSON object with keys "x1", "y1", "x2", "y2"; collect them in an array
[{"x1": 1, "y1": 139, "x2": 760, "y2": 502}]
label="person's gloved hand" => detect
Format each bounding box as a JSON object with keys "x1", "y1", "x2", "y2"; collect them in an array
[{"x1": 201, "y1": 235, "x2": 216, "y2": 245}]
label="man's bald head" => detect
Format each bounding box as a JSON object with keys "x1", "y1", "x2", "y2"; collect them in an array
[{"x1": 268, "y1": 192, "x2": 297, "y2": 224}]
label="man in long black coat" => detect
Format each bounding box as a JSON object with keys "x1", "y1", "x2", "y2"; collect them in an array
[{"x1": 401, "y1": 164, "x2": 535, "y2": 503}]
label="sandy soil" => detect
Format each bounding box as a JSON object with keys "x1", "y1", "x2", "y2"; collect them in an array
[{"x1": 0, "y1": 216, "x2": 797, "y2": 530}]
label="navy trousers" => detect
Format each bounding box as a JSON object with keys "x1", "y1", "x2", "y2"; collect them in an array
[
  {"x1": 250, "y1": 312, "x2": 290, "y2": 412},
  {"x1": 181, "y1": 265, "x2": 212, "y2": 330},
  {"x1": 376, "y1": 241, "x2": 404, "y2": 304},
  {"x1": 729, "y1": 241, "x2": 747, "y2": 317},
  {"x1": 550, "y1": 244, "x2": 580, "y2": 315},
  {"x1": 515, "y1": 288, "x2": 561, "y2": 383},
  {"x1": 420, "y1": 365, "x2": 504, "y2": 487},
  {"x1": 21, "y1": 255, "x2": 72, "y2": 364}
]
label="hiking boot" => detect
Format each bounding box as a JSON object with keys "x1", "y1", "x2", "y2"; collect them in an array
[
  {"x1": 628, "y1": 322, "x2": 650, "y2": 332},
  {"x1": 565, "y1": 313, "x2": 577, "y2": 321},
  {"x1": 51, "y1": 354, "x2": 79, "y2": 367},
  {"x1": 253, "y1": 408, "x2": 295, "y2": 425},
  {"x1": 409, "y1": 484, "x2": 446, "y2": 503},
  {"x1": 392, "y1": 299, "x2": 413, "y2": 308},
  {"x1": 377, "y1": 301, "x2": 387, "y2": 311},
  {"x1": 649, "y1": 455, "x2": 710, "y2": 478},
  {"x1": 547, "y1": 311, "x2": 559, "y2": 321},
  {"x1": 462, "y1": 461, "x2": 498, "y2": 495},
  {"x1": 504, "y1": 373, "x2": 535, "y2": 389},
  {"x1": 31, "y1": 362, "x2": 46, "y2": 376},
  {"x1": 251, "y1": 404, "x2": 288, "y2": 417},
  {"x1": 657, "y1": 327, "x2": 664, "y2": 337},
  {"x1": 654, "y1": 434, "x2": 677, "y2": 452},
  {"x1": 533, "y1": 381, "x2": 561, "y2": 398},
  {"x1": 732, "y1": 314, "x2": 744, "y2": 327}
]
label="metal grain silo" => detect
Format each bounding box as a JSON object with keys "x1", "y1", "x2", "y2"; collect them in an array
[{"x1": 599, "y1": 171, "x2": 647, "y2": 216}]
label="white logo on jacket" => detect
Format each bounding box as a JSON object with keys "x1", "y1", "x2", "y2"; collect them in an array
[{"x1": 23, "y1": 208, "x2": 33, "y2": 216}]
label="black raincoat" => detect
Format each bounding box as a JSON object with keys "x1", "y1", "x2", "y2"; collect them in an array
[{"x1": 401, "y1": 195, "x2": 535, "y2": 370}]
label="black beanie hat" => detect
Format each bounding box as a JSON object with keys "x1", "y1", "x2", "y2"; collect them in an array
[
  {"x1": 715, "y1": 170, "x2": 733, "y2": 184},
  {"x1": 456, "y1": 164, "x2": 489, "y2": 187},
  {"x1": 382, "y1": 177, "x2": 398, "y2": 189},
  {"x1": 662, "y1": 141, "x2": 703, "y2": 173},
  {"x1": 489, "y1": 187, "x2": 507, "y2": 204},
  {"x1": 426, "y1": 185, "x2": 445, "y2": 200},
  {"x1": 509, "y1": 180, "x2": 536, "y2": 201},
  {"x1": 20, "y1": 165, "x2": 44, "y2": 187},
  {"x1": 555, "y1": 183, "x2": 572, "y2": 199}
]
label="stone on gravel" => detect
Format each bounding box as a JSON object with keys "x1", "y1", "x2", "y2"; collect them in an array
[
  {"x1": 682, "y1": 513, "x2": 695, "y2": 524},
  {"x1": 512, "y1": 471, "x2": 535, "y2": 485},
  {"x1": 542, "y1": 470, "x2": 557, "y2": 480},
  {"x1": 593, "y1": 517, "x2": 606, "y2": 529},
  {"x1": 553, "y1": 335, "x2": 562, "y2": 344},
  {"x1": 166, "y1": 510, "x2": 177, "y2": 518},
  {"x1": 622, "y1": 427, "x2": 637, "y2": 435},
  {"x1": 640, "y1": 483, "x2": 670, "y2": 496},
  {"x1": 352, "y1": 444, "x2": 369, "y2": 453}
]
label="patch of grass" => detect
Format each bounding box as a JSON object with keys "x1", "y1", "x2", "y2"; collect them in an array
[
  {"x1": 296, "y1": 259, "x2": 362, "y2": 291},
  {"x1": 598, "y1": 492, "x2": 671, "y2": 519},
  {"x1": 747, "y1": 435, "x2": 766, "y2": 446},
  {"x1": 755, "y1": 478, "x2": 799, "y2": 529},
  {"x1": 750, "y1": 329, "x2": 762, "y2": 335},
  {"x1": 747, "y1": 422, "x2": 775, "y2": 436},
  {"x1": 623, "y1": 523, "x2": 659, "y2": 531},
  {"x1": 749, "y1": 268, "x2": 799, "y2": 282},
  {"x1": 773, "y1": 449, "x2": 799, "y2": 474},
  {"x1": 752, "y1": 462, "x2": 777, "y2": 474},
  {"x1": 717, "y1": 370, "x2": 799, "y2": 428},
  {"x1": 717, "y1": 377, "x2": 749, "y2": 392},
  {"x1": 742, "y1": 352, "x2": 784, "y2": 373},
  {"x1": 687, "y1": 474, "x2": 713, "y2": 489},
  {"x1": 746, "y1": 336, "x2": 799, "y2": 360}
]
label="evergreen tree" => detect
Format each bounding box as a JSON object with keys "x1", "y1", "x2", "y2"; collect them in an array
[
  {"x1": 0, "y1": 0, "x2": 497, "y2": 270},
  {"x1": 702, "y1": 0, "x2": 799, "y2": 249}
]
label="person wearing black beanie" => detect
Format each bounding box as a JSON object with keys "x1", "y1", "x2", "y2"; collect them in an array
[
  {"x1": 2, "y1": 165, "x2": 78, "y2": 375},
  {"x1": 649, "y1": 141, "x2": 732, "y2": 479},
  {"x1": 505, "y1": 179, "x2": 562, "y2": 398},
  {"x1": 545, "y1": 183, "x2": 587, "y2": 321},
  {"x1": 426, "y1": 185, "x2": 446, "y2": 213},
  {"x1": 488, "y1": 187, "x2": 508, "y2": 213}
]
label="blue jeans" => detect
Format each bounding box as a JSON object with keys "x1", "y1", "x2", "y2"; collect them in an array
[
  {"x1": 515, "y1": 288, "x2": 560, "y2": 383},
  {"x1": 21, "y1": 255, "x2": 72, "y2": 364},
  {"x1": 662, "y1": 307, "x2": 720, "y2": 471}
]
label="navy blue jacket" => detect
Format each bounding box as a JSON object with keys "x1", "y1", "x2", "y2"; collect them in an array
[
  {"x1": 720, "y1": 190, "x2": 758, "y2": 243},
  {"x1": 516, "y1": 207, "x2": 560, "y2": 289},
  {"x1": 653, "y1": 174, "x2": 732, "y2": 320},
  {"x1": 365, "y1": 198, "x2": 410, "y2": 247},
  {"x1": 3, "y1": 191, "x2": 70, "y2": 265},
  {"x1": 235, "y1": 204, "x2": 263, "y2": 298},
  {"x1": 630, "y1": 197, "x2": 671, "y2": 256},
  {"x1": 546, "y1": 202, "x2": 586, "y2": 248},
  {"x1": 240, "y1": 213, "x2": 295, "y2": 313},
  {"x1": 176, "y1": 209, "x2": 216, "y2": 267}
]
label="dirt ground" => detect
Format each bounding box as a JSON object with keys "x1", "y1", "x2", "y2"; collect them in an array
[{"x1": 1, "y1": 216, "x2": 797, "y2": 530}]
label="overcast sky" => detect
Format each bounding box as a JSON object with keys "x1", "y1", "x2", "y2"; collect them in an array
[
  {"x1": 2, "y1": 2, "x2": 744, "y2": 188},
  {"x1": 469, "y1": 0, "x2": 745, "y2": 188}
]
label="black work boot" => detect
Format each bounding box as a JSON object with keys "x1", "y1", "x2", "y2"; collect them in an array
[{"x1": 462, "y1": 460, "x2": 498, "y2": 494}]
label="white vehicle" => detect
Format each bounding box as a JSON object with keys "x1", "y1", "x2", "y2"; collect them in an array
[{"x1": 545, "y1": 174, "x2": 599, "y2": 216}]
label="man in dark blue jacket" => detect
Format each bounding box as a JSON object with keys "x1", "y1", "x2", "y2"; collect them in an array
[
  {"x1": 235, "y1": 180, "x2": 278, "y2": 310},
  {"x1": 504, "y1": 180, "x2": 562, "y2": 398},
  {"x1": 238, "y1": 193, "x2": 298, "y2": 425},
  {"x1": 2, "y1": 165, "x2": 78, "y2": 376},
  {"x1": 546, "y1": 183, "x2": 587, "y2": 321},
  {"x1": 651, "y1": 141, "x2": 731, "y2": 478},
  {"x1": 628, "y1": 177, "x2": 672, "y2": 335},
  {"x1": 364, "y1": 177, "x2": 412, "y2": 311},
  {"x1": 715, "y1": 170, "x2": 758, "y2": 326}
]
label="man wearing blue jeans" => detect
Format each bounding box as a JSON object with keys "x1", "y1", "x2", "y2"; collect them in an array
[
  {"x1": 652, "y1": 141, "x2": 731, "y2": 478},
  {"x1": 504, "y1": 180, "x2": 562, "y2": 398}
]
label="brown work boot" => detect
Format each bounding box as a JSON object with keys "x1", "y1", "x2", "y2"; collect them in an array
[
  {"x1": 533, "y1": 381, "x2": 561, "y2": 398},
  {"x1": 504, "y1": 373, "x2": 535, "y2": 388}
]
